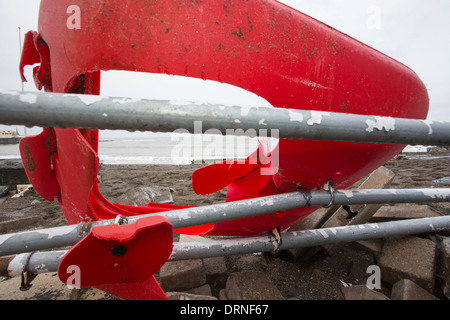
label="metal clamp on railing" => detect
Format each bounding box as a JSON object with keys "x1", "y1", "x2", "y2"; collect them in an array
[
  {"x1": 19, "y1": 252, "x2": 37, "y2": 291},
  {"x1": 323, "y1": 180, "x2": 336, "y2": 208}
]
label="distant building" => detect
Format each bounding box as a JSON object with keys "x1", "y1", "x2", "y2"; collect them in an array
[{"x1": 0, "y1": 130, "x2": 22, "y2": 145}]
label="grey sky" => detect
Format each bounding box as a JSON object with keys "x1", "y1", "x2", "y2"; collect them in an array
[{"x1": 0, "y1": 0, "x2": 449, "y2": 137}]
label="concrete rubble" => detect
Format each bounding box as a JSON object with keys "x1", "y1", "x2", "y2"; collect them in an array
[
  {"x1": 223, "y1": 272, "x2": 284, "y2": 300},
  {"x1": 378, "y1": 236, "x2": 436, "y2": 292},
  {"x1": 390, "y1": 279, "x2": 438, "y2": 300},
  {"x1": 436, "y1": 236, "x2": 450, "y2": 298},
  {"x1": 340, "y1": 285, "x2": 389, "y2": 300},
  {"x1": 159, "y1": 259, "x2": 207, "y2": 292},
  {"x1": 159, "y1": 254, "x2": 286, "y2": 300},
  {"x1": 116, "y1": 186, "x2": 174, "y2": 205},
  {"x1": 160, "y1": 232, "x2": 448, "y2": 300}
]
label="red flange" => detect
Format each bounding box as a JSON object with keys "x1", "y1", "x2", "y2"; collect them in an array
[{"x1": 58, "y1": 215, "x2": 173, "y2": 300}]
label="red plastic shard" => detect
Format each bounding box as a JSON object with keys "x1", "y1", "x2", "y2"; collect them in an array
[
  {"x1": 192, "y1": 139, "x2": 271, "y2": 196},
  {"x1": 53, "y1": 128, "x2": 100, "y2": 224},
  {"x1": 19, "y1": 31, "x2": 40, "y2": 83},
  {"x1": 192, "y1": 156, "x2": 260, "y2": 196},
  {"x1": 19, "y1": 31, "x2": 52, "y2": 91},
  {"x1": 19, "y1": 128, "x2": 60, "y2": 201},
  {"x1": 58, "y1": 215, "x2": 173, "y2": 300}
]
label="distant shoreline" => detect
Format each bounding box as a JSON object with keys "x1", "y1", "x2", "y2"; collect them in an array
[{"x1": 1, "y1": 140, "x2": 443, "y2": 166}]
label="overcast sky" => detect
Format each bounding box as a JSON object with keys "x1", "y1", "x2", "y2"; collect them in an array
[{"x1": 0, "y1": 0, "x2": 449, "y2": 137}]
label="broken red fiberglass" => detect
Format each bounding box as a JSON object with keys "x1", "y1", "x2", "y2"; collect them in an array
[{"x1": 19, "y1": 0, "x2": 428, "y2": 299}]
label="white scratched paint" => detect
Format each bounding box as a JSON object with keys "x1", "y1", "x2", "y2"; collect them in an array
[
  {"x1": 259, "y1": 119, "x2": 267, "y2": 125},
  {"x1": 77, "y1": 95, "x2": 104, "y2": 105},
  {"x1": 318, "y1": 229, "x2": 329, "y2": 239},
  {"x1": 365, "y1": 116, "x2": 396, "y2": 133},
  {"x1": 422, "y1": 120, "x2": 433, "y2": 135},
  {"x1": 288, "y1": 110, "x2": 304, "y2": 123},
  {"x1": 0, "y1": 89, "x2": 19, "y2": 96},
  {"x1": 240, "y1": 106, "x2": 252, "y2": 117},
  {"x1": 46, "y1": 226, "x2": 78, "y2": 240},
  {"x1": 307, "y1": 111, "x2": 330, "y2": 126},
  {"x1": 260, "y1": 199, "x2": 275, "y2": 207},
  {"x1": 19, "y1": 93, "x2": 37, "y2": 104},
  {"x1": 113, "y1": 97, "x2": 142, "y2": 104},
  {"x1": 7, "y1": 254, "x2": 27, "y2": 277}
]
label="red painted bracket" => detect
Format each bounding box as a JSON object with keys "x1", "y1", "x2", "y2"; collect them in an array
[{"x1": 58, "y1": 215, "x2": 173, "y2": 300}]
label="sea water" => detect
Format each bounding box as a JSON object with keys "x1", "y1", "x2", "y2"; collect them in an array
[
  {"x1": 0, "y1": 135, "x2": 442, "y2": 165},
  {"x1": 0, "y1": 132, "x2": 263, "y2": 165},
  {"x1": 97, "y1": 134, "x2": 260, "y2": 165}
]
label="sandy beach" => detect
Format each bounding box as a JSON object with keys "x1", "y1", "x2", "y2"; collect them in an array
[{"x1": 0, "y1": 147, "x2": 449, "y2": 300}]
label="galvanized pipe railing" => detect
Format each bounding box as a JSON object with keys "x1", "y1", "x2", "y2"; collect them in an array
[
  {"x1": 0, "y1": 90, "x2": 449, "y2": 146},
  {"x1": 1, "y1": 89, "x2": 449, "y2": 282},
  {"x1": 2, "y1": 216, "x2": 449, "y2": 278},
  {"x1": 0, "y1": 188, "x2": 449, "y2": 257},
  {"x1": 169, "y1": 216, "x2": 450, "y2": 261}
]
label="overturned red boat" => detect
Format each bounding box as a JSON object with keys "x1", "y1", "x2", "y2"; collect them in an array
[{"x1": 19, "y1": 0, "x2": 429, "y2": 299}]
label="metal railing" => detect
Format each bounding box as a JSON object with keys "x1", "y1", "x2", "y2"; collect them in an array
[
  {"x1": 0, "y1": 187, "x2": 449, "y2": 257},
  {"x1": 1, "y1": 89, "x2": 449, "y2": 146},
  {"x1": 0, "y1": 89, "x2": 449, "y2": 277},
  {"x1": 2, "y1": 216, "x2": 449, "y2": 278}
]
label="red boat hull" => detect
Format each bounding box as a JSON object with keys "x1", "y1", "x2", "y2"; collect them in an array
[{"x1": 20, "y1": 0, "x2": 428, "y2": 237}]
